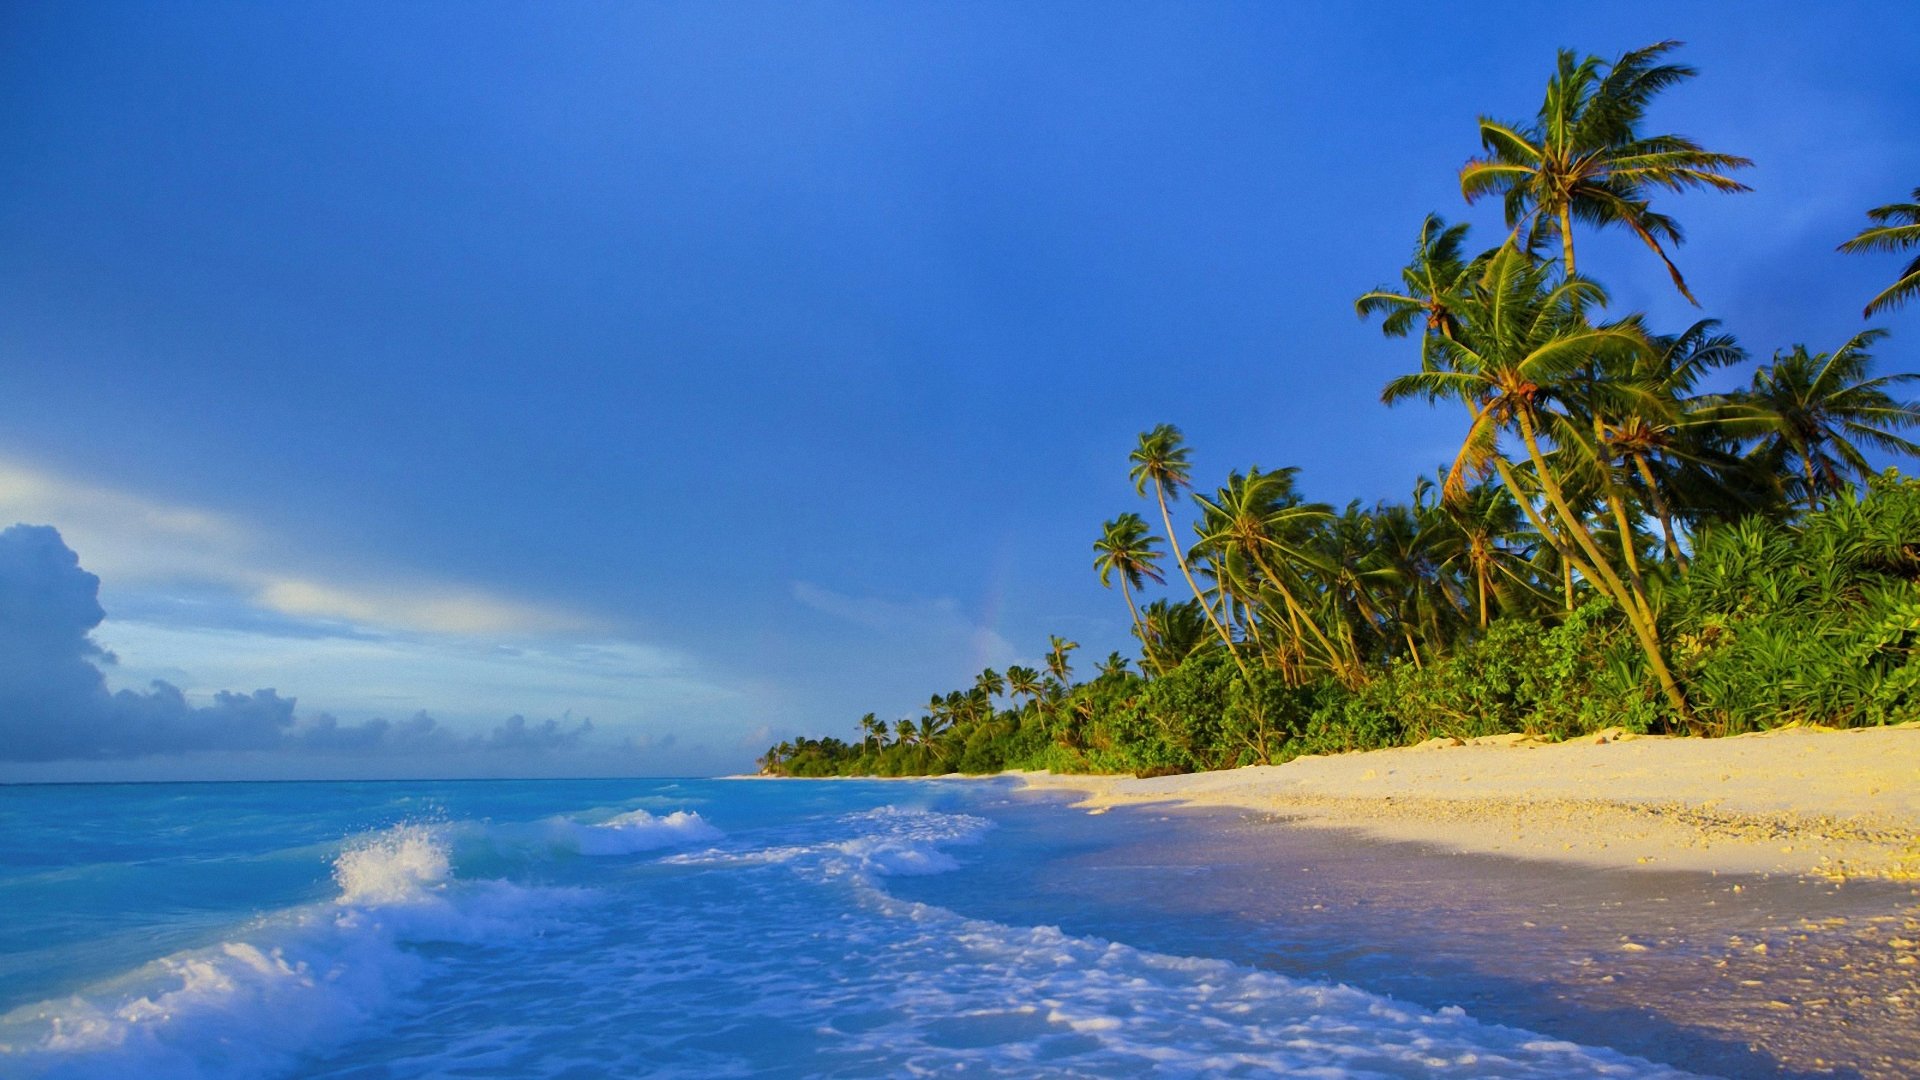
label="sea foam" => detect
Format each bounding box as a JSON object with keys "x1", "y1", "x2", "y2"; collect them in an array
[{"x1": 0, "y1": 821, "x2": 582, "y2": 1080}]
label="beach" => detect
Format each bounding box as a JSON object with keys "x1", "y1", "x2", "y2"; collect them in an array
[
  {"x1": 992, "y1": 723, "x2": 1920, "y2": 1077},
  {"x1": 1013, "y1": 723, "x2": 1920, "y2": 880}
]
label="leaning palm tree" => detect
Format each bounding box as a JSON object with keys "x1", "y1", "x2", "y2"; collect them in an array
[
  {"x1": 1459, "y1": 40, "x2": 1751, "y2": 302},
  {"x1": 1381, "y1": 242, "x2": 1690, "y2": 718},
  {"x1": 1740, "y1": 329, "x2": 1920, "y2": 508},
  {"x1": 1129, "y1": 425, "x2": 1248, "y2": 678},
  {"x1": 1092, "y1": 513, "x2": 1166, "y2": 650},
  {"x1": 1838, "y1": 186, "x2": 1920, "y2": 318}
]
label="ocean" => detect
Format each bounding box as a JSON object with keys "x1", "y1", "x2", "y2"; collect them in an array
[{"x1": 0, "y1": 778, "x2": 1698, "y2": 1078}]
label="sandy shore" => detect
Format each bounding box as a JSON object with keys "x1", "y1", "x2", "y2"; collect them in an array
[{"x1": 1012, "y1": 723, "x2": 1920, "y2": 881}]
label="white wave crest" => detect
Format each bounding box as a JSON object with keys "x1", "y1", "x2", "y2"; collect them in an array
[
  {"x1": 0, "y1": 823, "x2": 579, "y2": 1080},
  {"x1": 564, "y1": 809, "x2": 723, "y2": 856}
]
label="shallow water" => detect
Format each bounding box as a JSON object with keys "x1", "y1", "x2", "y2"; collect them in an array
[
  {"x1": 0, "y1": 777, "x2": 1862, "y2": 1078},
  {"x1": 910, "y1": 795, "x2": 1920, "y2": 1079}
]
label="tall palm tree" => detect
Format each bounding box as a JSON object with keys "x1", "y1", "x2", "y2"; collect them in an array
[
  {"x1": 1356, "y1": 214, "x2": 1477, "y2": 359},
  {"x1": 1459, "y1": 40, "x2": 1751, "y2": 302},
  {"x1": 1741, "y1": 329, "x2": 1920, "y2": 508},
  {"x1": 1381, "y1": 242, "x2": 1690, "y2": 718},
  {"x1": 1092, "y1": 513, "x2": 1165, "y2": 652},
  {"x1": 1129, "y1": 425, "x2": 1250, "y2": 679},
  {"x1": 1838, "y1": 186, "x2": 1920, "y2": 318},
  {"x1": 1045, "y1": 634, "x2": 1079, "y2": 686},
  {"x1": 857, "y1": 712, "x2": 880, "y2": 751}
]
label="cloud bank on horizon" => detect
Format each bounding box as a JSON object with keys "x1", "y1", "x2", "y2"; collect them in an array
[{"x1": 0, "y1": 522, "x2": 596, "y2": 765}]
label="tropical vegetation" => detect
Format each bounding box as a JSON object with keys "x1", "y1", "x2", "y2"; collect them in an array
[{"x1": 761, "y1": 41, "x2": 1919, "y2": 779}]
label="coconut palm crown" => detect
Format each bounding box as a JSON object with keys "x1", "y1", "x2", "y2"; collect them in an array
[
  {"x1": 1838, "y1": 186, "x2": 1920, "y2": 318},
  {"x1": 1459, "y1": 39, "x2": 1751, "y2": 303}
]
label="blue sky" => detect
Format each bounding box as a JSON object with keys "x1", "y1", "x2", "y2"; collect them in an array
[{"x1": 2, "y1": 2, "x2": 1916, "y2": 778}]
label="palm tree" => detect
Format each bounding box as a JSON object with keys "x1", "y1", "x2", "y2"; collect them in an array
[
  {"x1": 1742, "y1": 330, "x2": 1920, "y2": 508},
  {"x1": 1092, "y1": 513, "x2": 1165, "y2": 650},
  {"x1": 973, "y1": 668, "x2": 1005, "y2": 702},
  {"x1": 1045, "y1": 634, "x2": 1079, "y2": 685},
  {"x1": 1005, "y1": 665, "x2": 1043, "y2": 704},
  {"x1": 1136, "y1": 598, "x2": 1210, "y2": 675},
  {"x1": 1189, "y1": 466, "x2": 1348, "y2": 682},
  {"x1": 1459, "y1": 40, "x2": 1751, "y2": 302},
  {"x1": 1096, "y1": 651, "x2": 1130, "y2": 679},
  {"x1": 1838, "y1": 186, "x2": 1920, "y2": 317},
  {"x1": 1381, "y1": 242, "x2": 1690, "y2": 718},
  {"x1": 1129, "y1": 425, "x2": 1250, "y2": 679},
  {"x1": 1586, "y1": 319, "x2": 1754, "y2": 567},
  {"x1": 895, "y1": 718, "x2": 918, "y2": 746},
  {"x1": 1356, "y1": 214, "x2": 1476, "y2": 359},
  {"x1": 1424, "y1": 477, "x2": 1544, "y2": 629},
  {"x1": 857, "y1": 712, "x2": 880, "y2": 751}
]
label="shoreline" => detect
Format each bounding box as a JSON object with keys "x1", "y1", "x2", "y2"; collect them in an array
[{"x1": 1005, "y1": 723, "x2": 1920, "y2": 881}]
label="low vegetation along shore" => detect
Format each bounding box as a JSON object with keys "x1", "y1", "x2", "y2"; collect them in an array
[{"x1": 761, "y1": 41, "x2": 1920, "y2": 841}]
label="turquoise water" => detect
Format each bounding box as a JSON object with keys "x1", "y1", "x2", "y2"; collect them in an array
[{"x1": 0, "y1": 779, "x2": 1696, "y2": 1078}]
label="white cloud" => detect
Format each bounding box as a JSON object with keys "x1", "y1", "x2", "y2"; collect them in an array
[
  {"x1": 0, "y1": 458, "x2": 600, "y2": 636},
  {"x1": 791, "y1": 580, "x2": 1017, "y2": 670}
]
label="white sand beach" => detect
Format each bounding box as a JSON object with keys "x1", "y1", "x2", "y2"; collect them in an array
[{"x1": 1013, "y1": 723, "x2": 1920, "y2": 880}]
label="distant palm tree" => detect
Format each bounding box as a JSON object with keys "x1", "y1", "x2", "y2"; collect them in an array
[
  {"x1": 1096, "y1": 651, "x2": 1130, "y2": 678},
  {"x1": 1005, "y1": 665, "x2": 1043, "y2": 704},
  {"x1": 1045, "y1": 634, "x2": 1079, "y2": 685},
  {"x1": 1742, "y1": 330, "x2": 1920, "y2": 508},
  {"x1": 1129, "y1": 424, "x2": 1249, "y2": 679},
  {"x1": 857, "y1": 712, "x2": 880, "y2": 751},
  {"x1": 1459, "y1": 40, "x2": 1751, "y2": 301},
  {"x1": 1838, "y1": 186, "x2": 1920, "y2": 318},
  {"x1": 973, "y1": 668, "x2": 1005, "y2": 702},
  {"x1": 1092, "y1": 512, "x2": 1165, "y2": 650}
]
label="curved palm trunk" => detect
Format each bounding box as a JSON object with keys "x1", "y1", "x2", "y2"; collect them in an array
[
  {"x1": 1117, "y1": 577, "x2": 1160, "y2": 676},
  {"x1": 1246, "y1": 543, "x2": 1352, "y2": 685},
  {"x1": 1514, "y1": 414, "x2": 1690, "y2": 721},
  {"x1": 1631, "y1": 453, "x2": 1687, "y2": 569},
  {"x1": 1153, "y1": 486, "x2": 1253, "y2": 682}
]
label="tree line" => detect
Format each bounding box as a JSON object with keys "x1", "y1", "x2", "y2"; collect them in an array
[{"x1": 762, "y1": 41, "x2": 1920, "y2": 779}]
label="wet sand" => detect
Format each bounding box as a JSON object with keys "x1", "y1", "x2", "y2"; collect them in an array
[
  {"x1": 910, "y1": 787, "x2": 1920, "y2": 1079},
  {"x1": 962, "y1": 726, "x2": 1920, "y2": 1076}
]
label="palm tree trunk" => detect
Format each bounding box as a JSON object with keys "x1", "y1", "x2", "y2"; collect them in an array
[
  {"x1": 1559, "y1": 206, "x2": 1577, "y2": 275},
  {"x1": 1514, "y1": 414, "x2": 1690, "y2": 721},
  {"x1": 1153, "y1": 487, "x2": 1252, "y2": 682},
  {"x1": 1246, "y1": 543, "x2": 1352, "y2": 684},
  {"x1": 1632, "y1": 453, "x2": 1687, "y2": 569}
]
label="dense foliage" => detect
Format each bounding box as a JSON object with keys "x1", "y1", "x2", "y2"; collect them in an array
[{"x1": 762, "y1": 41, "x2": 1920, "y2": 779}]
